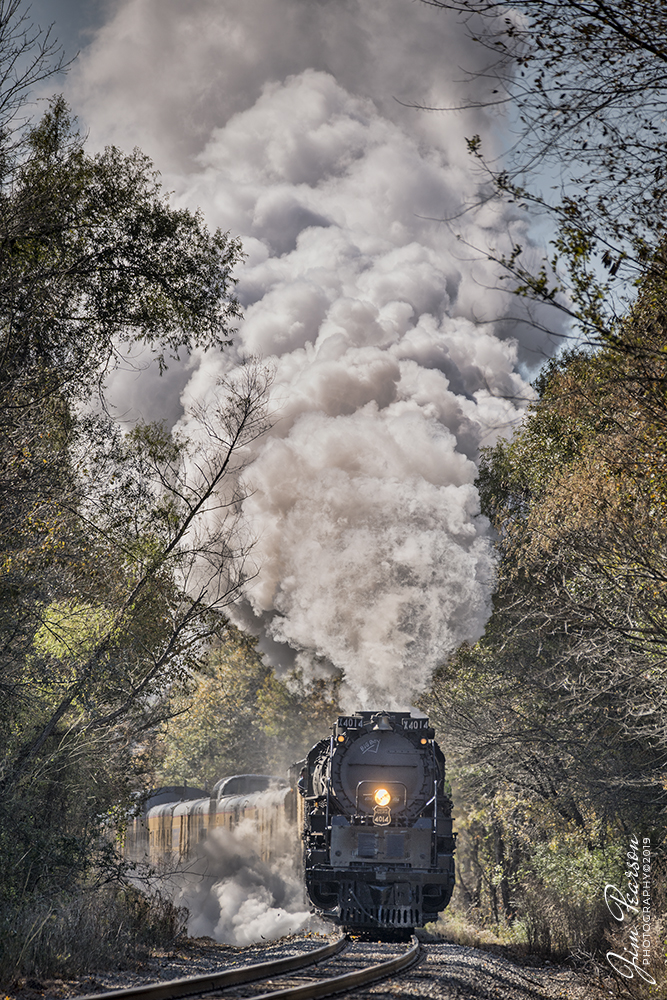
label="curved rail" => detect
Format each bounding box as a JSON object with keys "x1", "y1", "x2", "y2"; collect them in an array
[
  {"x1": 74, "y1": 936, "x2": 348, "y2": 1000},
  {"x1": 240, "y1": 935, "x2": 423, "y2": 1000}
]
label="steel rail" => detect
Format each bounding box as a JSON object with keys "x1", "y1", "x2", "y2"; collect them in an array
[
  {"x1": 74, "y1": 936, "x2": 348, "y2": 1000},
  {"x1": 237, "y1": 935, "x2": 423, "y2": 1000}
]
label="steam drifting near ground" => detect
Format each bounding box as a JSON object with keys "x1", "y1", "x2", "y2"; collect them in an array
[
  {"x1": 69, "y1": 0, "x2": 558, "y2": 709},
  {"x1": 172, "y1": 822, "x2": 316, "y2": 946}
]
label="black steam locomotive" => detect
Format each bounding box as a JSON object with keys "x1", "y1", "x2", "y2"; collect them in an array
[{"x1": 296, "y1": 710, "x2": 455, "y2": 934}]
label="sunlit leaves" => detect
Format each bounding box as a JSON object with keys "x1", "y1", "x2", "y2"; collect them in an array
[{"x1": 159, "y1": 630, "x2": 340, "y2": 784}]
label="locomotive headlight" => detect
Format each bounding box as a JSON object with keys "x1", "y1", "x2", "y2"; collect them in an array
[{"x1": 374, "y1": 787, "x2": 391, "y2": 807}]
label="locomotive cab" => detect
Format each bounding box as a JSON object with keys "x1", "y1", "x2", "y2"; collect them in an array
[{"x1": 299, "y1": 711, "x2": 455, "y2": 935}]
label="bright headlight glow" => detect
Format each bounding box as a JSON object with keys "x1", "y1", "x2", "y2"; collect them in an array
[{"x1": 374, "y1": 787, "x2": 391, "y2": 807}]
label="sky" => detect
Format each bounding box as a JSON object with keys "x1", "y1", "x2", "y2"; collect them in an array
[{"x1": 26, "y1": 0, "x2": 560, "y2": 710}]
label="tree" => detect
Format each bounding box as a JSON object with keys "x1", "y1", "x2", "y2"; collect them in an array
[
  {"x1": 421, "y1": 1, "x2": 667, "y2": 339},
  {"x1": 158, "y1": 629, "x2": 274, "y2": 787},
  {"x1": 0, "y1": 92, "x2": 245, "y2": 710},
  {"x1": 419, "y1": 260, "x2": 667, "y2": 962},
  {"x1": 0, "y1": 0, "x2": 68, "y2": 149},
  {"x1": 159, "y1": 630, "x2": 341, "y2": 786},
  {"x1": 256, "y1": 668, "x2": 340, "y2": 772},
  {"x1": 0, "y1": 5, "x2": 257, "y2": 969},
  {"x1": 0, "y1": 96, "x2": 243, "y2": 405},
  {"x1": 1, "y1": 362, "x2": 271, "y2": 864},
  {"x1": 477, "y1": 285, "x2": 667, "y2": 813},
  {"x1": 423, "y1": 652, "x2": 623, "y2": 956},
  {"x1": 0, "y1": 364, "x2": 275, "y2": 982}
]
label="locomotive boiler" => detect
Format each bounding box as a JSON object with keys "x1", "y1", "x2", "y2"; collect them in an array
[{"x1": 296, "y1": 710, "x2": 455, "y2": 934}]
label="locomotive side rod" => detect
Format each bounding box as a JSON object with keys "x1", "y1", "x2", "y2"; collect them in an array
[
  {"x1": 73, "y1": 936, "x2": 348, "y2": 1000},
  {"x1": 233, "y1": 935, "x2": 423, "y2": 1000}
]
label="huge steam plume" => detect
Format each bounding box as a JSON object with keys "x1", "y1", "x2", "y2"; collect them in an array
[{"x1": 68, "y1": 0, "x2": 555, "y2": 709}]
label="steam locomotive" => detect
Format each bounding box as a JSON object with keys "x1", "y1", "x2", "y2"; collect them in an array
[
  {"x1": 124, "y1": 710, "x2": 455, "y2": 935},
  {"x1": 296, "y1": 710, "x2": 455, "y2": 933}
]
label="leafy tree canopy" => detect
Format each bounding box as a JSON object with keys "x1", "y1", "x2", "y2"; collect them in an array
[
  {"x1": 0, "y1": 96, "x2": 243, "y2": 406},
  {"x1": 159, "y1": 629, "x2": 340, "y2": 786},
  {"x1": 421, "y1": 254, "x2": 667, "y2": 958}
]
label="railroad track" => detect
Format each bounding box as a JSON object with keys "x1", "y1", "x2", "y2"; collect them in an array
[{"x1": 76, "y1": 935, "x2": 423, "y2": 1000}]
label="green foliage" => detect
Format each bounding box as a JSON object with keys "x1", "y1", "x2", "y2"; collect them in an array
[
  {"x1": 0, "y1": 96, "x2": 243, "y2": 402},
  {"x1": 158, "y1": 629, "x2": 340, "y2": 785},
  {"x1": 0, "y1": 362, "x2": 274, "y2": 922},
  {"x1": 257, "y1": 670, "x2": 341, "y2": 771},
  {"x1": 421, "y1": 256, "x2": 667, "y2": 959},
  {"x1": 515, "y1": 842, "x2": 623, "y2": 957},
  {"x1": 0, "y1": 6, "x2": 255, "y2": 972},
  {"x1": 32, "y1": 600, "x2": 118, "y2": 660},
  {"x1": 159, "y1": 630, "x2": 273, "y2": 786},
  {"x1": 519, "y1": 841, "x2": 615, "y2": 904}
]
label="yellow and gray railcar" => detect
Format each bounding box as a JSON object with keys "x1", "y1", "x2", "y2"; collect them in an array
[{"x1": 125, "y1": 775, "x2": 294, "y2": 865}]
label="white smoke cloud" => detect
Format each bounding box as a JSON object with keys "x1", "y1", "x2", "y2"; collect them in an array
[{"x1": 67, "y1": 0, "x2": 556, "y2": 709}]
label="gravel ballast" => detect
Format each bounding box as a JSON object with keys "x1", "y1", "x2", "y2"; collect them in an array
[{"x1": 4, "y1": 932, "x2": 600, "y2": 1000}]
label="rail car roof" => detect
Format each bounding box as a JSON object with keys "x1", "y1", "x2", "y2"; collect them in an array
[
  {"x1": 143, "y1": 785, "x2": 207, "y2": 809},
  {"x1": 212, "y1": 774, "x2": 288, "y2": 798},
  {"x1": 173, "y1": 796, "x2": 210, "y2": 816},
  {"x1": 214, "y1": 784, "x2": 292, "y2": 811}
]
